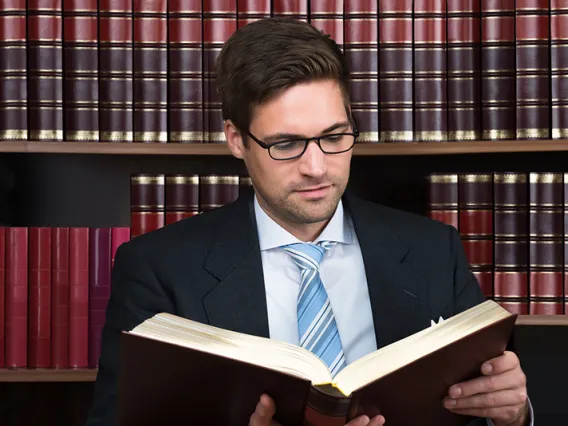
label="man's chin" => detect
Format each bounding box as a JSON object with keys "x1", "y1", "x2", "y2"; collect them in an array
[{"x1": 287, "y1": 195, "x2": 340, "y2": 224}]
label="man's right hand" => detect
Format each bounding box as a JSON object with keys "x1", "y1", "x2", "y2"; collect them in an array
[{"x1": 249, "y1": 394, "x2": 386, "y2": 426}]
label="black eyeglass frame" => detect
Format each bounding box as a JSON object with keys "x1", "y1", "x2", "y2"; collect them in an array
[{"x1": 245, "y1": 125, "x2": 360, "y2": 161}]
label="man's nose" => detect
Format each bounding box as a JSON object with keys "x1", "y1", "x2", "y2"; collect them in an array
[{"x1": 298, "y1": 140, "x2": 327, "y2": 178}]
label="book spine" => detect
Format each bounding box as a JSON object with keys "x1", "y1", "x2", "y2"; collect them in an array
[
  {"x1": 203, "y1": 0, "x2": 237, "y2": 143},
  {"x1": 63, "y1": 0, "x2": 99, "y2": 141},
  {"x1": 515, "y1": 0, "x2": 550, "y2": 140},
  {"x1": 27, "y1": 0, "x2": 63, "y2": 141},
  {"x1": 99, "y1": 0, "x2": 133, "y2": 142},
  {"x1": 413, "y1": 0, "x2": 447, "y2": 142},
  {"x1": 481, "y1": 0, "x2": 516, "y2": 140},
  {"x1": 378, "y1": 0, "x2": 413, "y2": 142},
  {"x1": 165, "y1": 174, "x2": 199, "y2": 225},
  {"x1": 130, "y1": 173, "x2": 165, "y2": 237},
  {"x1": 344, "y1": 0, "x2": 379, "y2": 143},
  {"x1": 459, "y1": 173, "x2": 494, "y2": 299},
  {"x1": 0, "y1": 227, "x2": 4, "y2": 367},
  {"x1": 310, "y1": 0, "x2": 344, "y2": 48},
  {"x1": 493, "y1": 173, "x2": 529, "y2": 314},
  {"x1": 426, "y1": 173, "x2": 458, "y2": 229},
  {"x1": 273, "y1": 0, "x2": 308, "y2": 20},
  {"x1": 111, "y1": 227, "x2": 131, "y2": 269},
  {"x1": 551, "y1": 0, "x2": 568, "y2": 139},
  {"x1": 51, "y1": 226, "x2": 69, "y2": 367},
  {"x1": 447, "y1": 0, "x2": 481, "y2": 141},
  {"x1": 199, "y1": 175, "x2": 239, "y2": 213},
  {"x1": 69, "y1": 227, "x2": 89, "y2": 368},
  {"x1": 28, "y1": 227, "x2": 51, "y2": 368},
  {"x1": 529, "y1": 173, "x2": 564, "y2": 314},
  {"x1": 5, "y1": 227, "x2": 28, "y2": 367},
  {"x1": 88, "y1": 227, "x2": 112, "y2": 368},
  {"x1": 0, "y1": 0, "x2": 27, "y2": 140},
  {"x1": 168, "y1": 0, "x2": 203, "y2": 143},
  {"x1": 133, "y1": 0, "x2": 167, "y2": 143},
  {"x1": 237, "y1": 0, "x2": 270, "y2": 27}
]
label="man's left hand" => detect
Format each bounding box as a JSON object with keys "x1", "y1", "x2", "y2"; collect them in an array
[{"x1": 443, "y1": 351, "x2": 529, "y2": 426}]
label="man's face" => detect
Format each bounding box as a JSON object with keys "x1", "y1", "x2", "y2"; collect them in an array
[{"x1": 233, "y1": 79, "x2": 353, "y2": 227}]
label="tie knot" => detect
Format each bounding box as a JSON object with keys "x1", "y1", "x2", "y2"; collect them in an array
[{"x1": 282, "y1": 241, "x2": 336, "y2": 270}]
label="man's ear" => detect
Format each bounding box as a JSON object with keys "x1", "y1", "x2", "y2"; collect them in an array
[{"x1": 224, "y1": 119, "x2": 245, "y2": 159}]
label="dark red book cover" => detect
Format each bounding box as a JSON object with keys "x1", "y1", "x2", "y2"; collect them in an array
[
  {"x1": 0, "y1": 0, "x2": 27, "y2": 140},
  {"x1": 69, "y1": 227, "x2": 89, "y2": 368},
  {"x1": 379, "y1": 0, "x2": 413, "y2": 142},
  {"x1": 51, "y1": 227, "x2": 69, "y2": 368},
  {"x1": 237, "y1": 0, "x2": 270, "y2": 28},
  {"x1": 551, "y1": 0, "x2": 568, "y2": 139},
  {"x1": 28, "y1": 227, "x2": 52, "y2": 368},
  {"x1": 111, "y1": 227, "x2": 131, "y2": 269},
  {"x1": 426, "y1": 173, "x2": 458, "y2": 229},
  {"x1": 199, "y1": 175, "x2": 240, "y2": 212},
  {"x1": 310, "y1": 1, "x2": 343, "y2": 47},
  {"x1": 130, "y1": 174, "x2": 165, "y2": 238},
  {"x1": 0, "y1": 227, "x2": 5, "y2": 367},
  {"x1": 272, "y1": 0, "x2": 307, "y2": 21},
  {"x1": 5, "y1": 227, "x2": 28, "y2": 367},
  {"x1": 165, "y1": 174, "x2": 199, "y2": 225},
  {"x1": 89, "y1": 227, "x2": 112, "y2": 368}
]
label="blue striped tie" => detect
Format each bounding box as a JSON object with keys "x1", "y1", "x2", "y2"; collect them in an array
[{"x1": 282, "y1": 241, "x2": 346, "y2": 376}]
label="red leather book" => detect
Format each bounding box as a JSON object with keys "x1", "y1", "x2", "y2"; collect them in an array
[
  {"x1": 310, "y1": 0, "x2": 343, "y2": 47},
  {"x1": 426, "y1": 173, "x2": 458, "y2": 230},
  {"x1": 133, "y1": 0, "x2": 167, "y2": 143},
  {"x1": 99, "y1": 0, "x2": 133, "y2": 142},
  {"x1": 89, "y1": 227, "x2": 112, "y2": 368},
  {"x1": 111, "y1": 227, "x2": 131, "y2": 269},
  {"x1": 551, "y1": 0, "x2": 568, "y2": 139},
  {"x1": 5, "y1": 227, "x2": 28, "y2": 367},
  {"x1": 459, "y1": 174, "x2": 493, "y2": 299},
  {"x1": 272, "y1": 0, "x2": 307, "y2": 21},
  {"x1": 344, "y1": 0, "x2": 379, "y2": 144},
  {"x1": 515, "y1": 0, "x2": 550, "y2": 140},
  {"x1": 481, "y1": 0, "x2": 516, "y2": 140},
  {"x1": 199, "y1": 175, "x2": 239, "y2": 212},
  {"x1": 0, "y1": 0, "x2": 27, "y2": 140},
  {"x1": 237, "y1": 0, "x2": 270, "y2": 27},
  {"x1": 165, "y1": 174, "x2": 199, "y2": 225},
  {"x1": 27, "y1": 0, "x2": 63, "y2": 141},
  {"x1": 447, "y1": 0, "x2": 481, "y2": 141},
  {"x1": 51, "y1": 227, "x2": 69, "y2": 368},
  {"x1": 63, "y1": 0, "x2": 99, "y2": 141},
  {"x1": 28, "y1": 227, "x2": 52, "y2": 368},
  {"x1": 0, "y1": 227, "x2": 5, "y2": 367},
  {"x1": 130, "y1": 174, "x2": 165, "y2": 238},
  {"x1": 414, "y1": 0, "x2": 447, "y2": 141},
  {"x1": 203, "y1": 0, "x2": 237, "y2": 144},
  {"x1": 169, "y1": 0, "x2": 203, "y2": 144},
  {"x1": 529, "y1": 173, "x2": 564, "y2": 314},
  {"x1": 69, "y1": 227, "x2": 89, "y2": 368},
  {"x1": 379, "y1": 0, "x2": 413, "y2": 142},
  {"x1": 493, "y1": 173, "x2": 529, "y2": 315}
]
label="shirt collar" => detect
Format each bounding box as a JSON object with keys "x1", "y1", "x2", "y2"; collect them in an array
[{"x1": 253, "y1": 193, "x2": 353, "y2": 251}]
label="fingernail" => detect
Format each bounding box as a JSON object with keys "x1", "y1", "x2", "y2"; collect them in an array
[
  {"x1": 481, "y1": 363, "x2": 493, "y2": 374},
  {"x1": 449, "y1": 386, "x2": 462, "y2": 397},
  {"x1": 444, "y1": 398, "x2": 456, "y2": 407}
]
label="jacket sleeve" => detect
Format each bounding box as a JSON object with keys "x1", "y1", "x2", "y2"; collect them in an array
[{"x1": 86, "y1": 240, "x2": 177, "y2": 426}]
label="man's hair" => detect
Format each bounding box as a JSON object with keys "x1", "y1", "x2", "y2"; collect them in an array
[{"x1": 215, "y1": 17, "x2": 350, "y2": 135}]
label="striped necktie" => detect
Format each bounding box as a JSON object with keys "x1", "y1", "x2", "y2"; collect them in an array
[{"x1": 282, "y1": 241, "x2": 346, "y2": 377}]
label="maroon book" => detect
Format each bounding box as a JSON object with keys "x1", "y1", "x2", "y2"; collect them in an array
[
  {"x1": 111, "y1": 227, "x2": 131, "y2": 269},
  {"x1": 237, "y1": 0, "x2": 270, "y2": 27},
  {"x1": 551, "y1": 0, "x2": 568, "y2": 139},
  {"x1": 51, "y1": 227, "x2": 69, "y2": 368},
  {"x1": 426, "y1": 173, "x2": 458, "y2": 229},
  {"x1": 199, "y1": 175, "x2": 240, "y2": 212},
  {"x1": 272, "y1": 0, "x2": 308, "y2": 21},
  {"x1": 165, "y1": 174, "x2": 199, "y2": 225},
  {"x1": 69, "y1": 227, "x2": 89, "y2": 368},
  {"x1": 130, "y1": 174, "x2": 165, "y2": 237}
]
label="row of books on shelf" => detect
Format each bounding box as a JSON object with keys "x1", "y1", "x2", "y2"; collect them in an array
[
  {"x1": 427, "y1": 171, "x2": 568, "y2": 315},
  {"x1": 1, "y1": 1, "x2": 566, "y2": 144},
  {"x1": 0, "y1": 226, "x2": 130, "y2": 369}
]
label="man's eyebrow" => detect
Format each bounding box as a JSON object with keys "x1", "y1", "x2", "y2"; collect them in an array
[{"x1": 262, "y1": 121, "x2": 351, "y2": 143}]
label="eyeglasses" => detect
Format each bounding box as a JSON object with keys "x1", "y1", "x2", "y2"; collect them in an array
[{"x1": 245, "y1": 126, "x2": 359, "y2": 161}]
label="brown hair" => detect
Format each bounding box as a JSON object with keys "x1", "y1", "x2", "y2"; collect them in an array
[{"x1": 215, "y1": 17, "x2": 350, "y2": 135}]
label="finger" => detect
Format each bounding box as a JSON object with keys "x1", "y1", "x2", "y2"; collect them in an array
[
  {"x1": 447, "y1": 405, "x2": 525, "y2": 423},
  {"x1": 444, "y1": 388, "x2": 528, "y2": 411},
  {"x1": 345, "y1": 415, "x2": 370, "y2": 426},
  {"x1": 368, "y1": 414, "x2": 386, "y2": 426},
  {"x1": 480, "y1": 351, "x2": 520, "y2": 376},
  {"x1": 249, "y1": 394, "x2": 276, "y2": 426},
  {"x1": 448, "y1": 368, "x2": 526, "y2": 398}
]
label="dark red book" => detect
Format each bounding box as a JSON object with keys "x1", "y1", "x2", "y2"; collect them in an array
[
  {"x1": 379, "y1": 0, "x2": 413, "y2": 142},
  {"x1": 551, "y1": 0, "x2": 568, "y2": 139},
  {"x1": 237, "y1": 0, "x2": 270, "y2": 27},
  {"x1": 111, "y1": 227, "x2": 131, "y2": 269},
  {"x1": 0, "y1": 0, "x2": 27, "y2": 140},
  {"x1": 310, "y1": 1, "x2": 343, "y2": 48},
  {"x1": 130, "y1": 174, "x2": 165, "y2": 237},
  {"x1": 51, "y1": 227, "x2": 69, "y2": 368},
  {"x1": 426, "y1": 173, "x2": 458, "y2": 229},
  {"x1": 165, "y1": 174, "x2": 199, "y2": 225},
  {"x1": 273, "y1": 0, "x2": 307, "y2": 20},
  {"x1": 5, "y1": 227, "x2": 28, "y2": 367},
  {"x1": 0, "y1": 227, "x2": 5, "y2": 367},
  {"x1": 28, "y1": 227, "x2": 52, "y2": 368},
  {"x1": 89, "y1": 227, "x2": 112, "y2": 368},
  {"x1": 69, "y1": 227, "x2": 89, "y2": 368},
  {"x1": 199, "y1": 175, "x2": 240, "y2": 213}
]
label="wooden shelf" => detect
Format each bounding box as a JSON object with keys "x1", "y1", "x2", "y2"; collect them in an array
[
  {"x1": 515, "y1": 315, "x2": 568, "y2": 326},
  {"x1": 0, "y1": 139, "x2": 567, "y2": 156},
  {"x1": 0, "y1": 368, "x2": 97, "y2": 382}
]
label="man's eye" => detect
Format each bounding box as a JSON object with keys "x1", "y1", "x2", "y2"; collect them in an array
[
  {"x1": 272, "y1": 141, "x2": 302, "y2": 151},
  {"x1": 323, "y1": 135, "x2": 343, "y2": 143}
]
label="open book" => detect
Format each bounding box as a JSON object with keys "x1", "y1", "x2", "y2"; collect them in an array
[{"x1": 116, "y1": 300, "x2": 517, "y2": 426}]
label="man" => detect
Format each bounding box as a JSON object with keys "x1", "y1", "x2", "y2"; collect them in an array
[{"x1": 86, "y1": 17, "x2": 531, "y2": 426}]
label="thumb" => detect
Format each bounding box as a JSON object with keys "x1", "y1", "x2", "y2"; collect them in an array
[{"x1": 249, "y1": 394, "x2": 277, "y2": 426}]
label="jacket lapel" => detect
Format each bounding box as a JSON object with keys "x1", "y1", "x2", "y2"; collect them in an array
[
  {"x1": 201, "y1": 189, "x2": 270, "y2": 338},
  {"x1": 343, "y1": 192, "x2": 433, "y2": 349}
]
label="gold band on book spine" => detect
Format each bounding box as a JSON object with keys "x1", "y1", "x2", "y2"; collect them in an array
[
  {"x1": 494, "y1": 173, "x2": 527, "y2": 184},
  {"x1": 415, "y1": 131, "x2": 448, "y2": 142},
  {"x1": 201, "y1": 175, "x2": 239, "y2": 185},
  {"x1": 134, "y1": 132, "x2": 167, "y2": 142},
  {"x1": 131, "y1": 176, "x2": 165, "y2": 185},
  {"x1": 100, "y1": 131, "x2": 134, "y2": 142},
  {"x1": 529, "y1": 173, "x2": 563, "y2": 184},
  {"x1": 169, "y1": 131, "x2": 204, "y2": 142},
  {"x1": 459, "y1": 174, "x2": 493, "y2": 183},
  {"x1": 448, "y1": 131, "x2": 479, "y2": 141},
  {"x1": 0, "y1": 130, "x2": 27, "y2": 139},
  {"x1": 166, "y1": 175, "x2": 199, "y2": 185},
  {"x1": 516, "y1": 128, "x2": 550, "y2": 139},
  {"x1": 427, "y1": 174, "x2": 458, "y2": 184},
  {"x1": 65, "y1": 131, "x2": 99, "y2": 141},
  {"x1": 379, "y1": 131, "x2": 413, "y2": 142},
  {"x1": 356, "y1": 132, "x2": 380, "y2": 142},
  {"x1": 29, "y1": 130, "x2": 63, "y2": 140},
  {"x1": 482, "y1": 129, "x2": 515, "y2": 140},
  {"x1": 552, "y1": 128, "x2": 568, "y2": 139}
]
